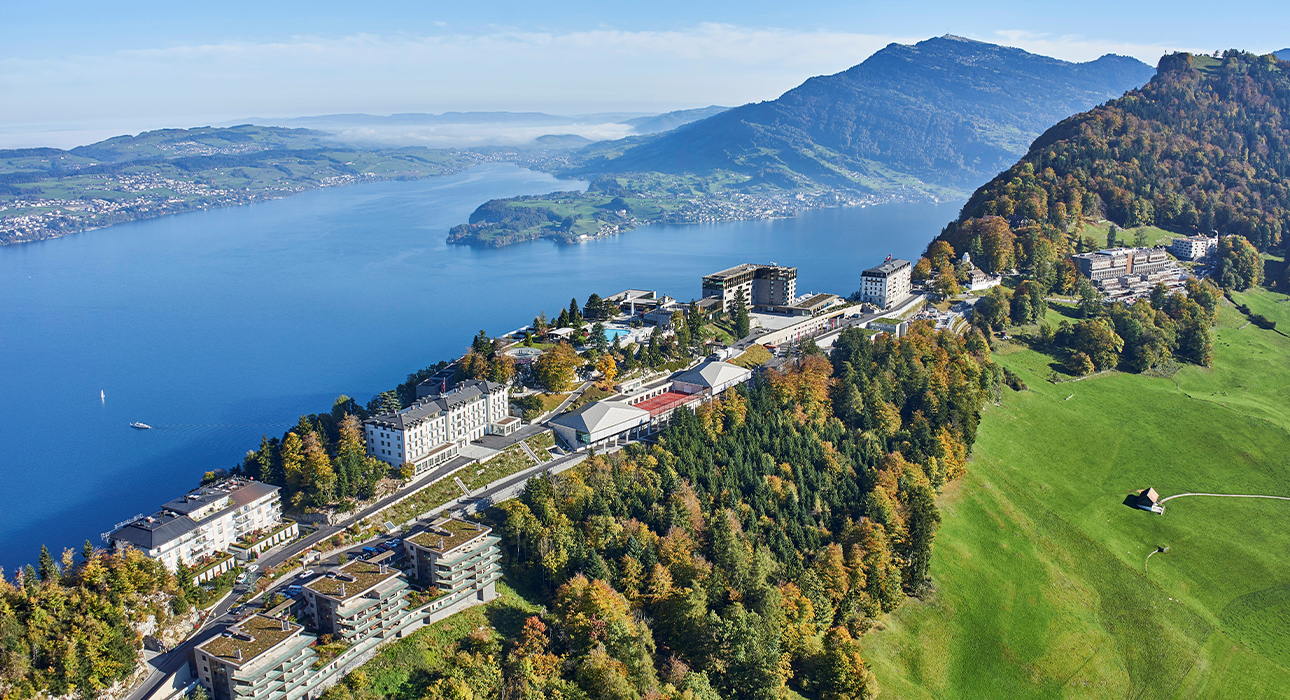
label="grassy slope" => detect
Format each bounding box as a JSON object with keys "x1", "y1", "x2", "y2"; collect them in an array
[
  {"x1": 865, "y1": 289, "x2": 1290, "y2": 698},
  {"x1": 356, "y1": 581, "x2": 541, "y2": 696}
]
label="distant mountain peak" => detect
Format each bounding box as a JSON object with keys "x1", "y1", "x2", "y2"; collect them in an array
[{"x1": 573, "y1": 36, "x2": 1155, "y2": 195}]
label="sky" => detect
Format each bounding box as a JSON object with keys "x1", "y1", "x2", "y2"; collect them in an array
[{"x1": 2, "y1": 0, "x2": 1287, "y2": 148}]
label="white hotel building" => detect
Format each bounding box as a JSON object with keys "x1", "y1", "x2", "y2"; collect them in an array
[
  {"x1": 108, "y1": 478, "x2": 292, "y2": 576},
  {"x1": 364, "y1": 379, "x2": 519, "y2": 473},
  {"x1": 859, "y1": 258, "x2": 912, "y2": 309}
]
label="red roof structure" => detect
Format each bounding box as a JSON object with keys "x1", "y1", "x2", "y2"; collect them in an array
[{"x1": 633, "y1": 391, "x2": 701, "y2": 417}]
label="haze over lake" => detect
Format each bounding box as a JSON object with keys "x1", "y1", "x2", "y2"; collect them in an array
[{"x1": 0, "y1": 163, "x2": 961, "y2": 570}]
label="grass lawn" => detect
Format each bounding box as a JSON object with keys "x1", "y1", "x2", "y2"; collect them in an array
[
  {"x1": 570, "y1": 385, "x2": 615, "y2": 410},
  {"x1": 864, "y1": 288, "x2": 1290, "y2": 698},
  {"x1": 348, "y1": 581, "x2": 542, "y2": 697},
  {"x1": 538, "y1": 393, "x2": 570, "y2": 413},
  {"x1": 1080, "y1": 219, "x2": 1180, "y2": 248}
]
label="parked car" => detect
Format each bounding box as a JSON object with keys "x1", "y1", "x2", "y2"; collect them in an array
[
  {"x1": 286, "y1": 584, "x2": 303, "y2": 594},
  {"x1": 362, "y1": 546, "x2": 377, "y2": 554}
]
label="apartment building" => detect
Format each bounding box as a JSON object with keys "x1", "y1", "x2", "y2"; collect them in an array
[
  {"x1": 108, "y1": 478, "x2": 294, "y2": 576},
  {"x1": 301, "y1": 560, "x2": 412, "y2": 645},
  {"x1": 859, "y1": 258, "x2": 912, "y2": 309},
  {"x1": 403, "y1": 518, "x2": 502, "y2": 608},
  {"x1": 193, "y1": 615, "x2": 324, "y2": 700},
  {"x1": 364, "y1": 379, "x2": 516, "y2": 472},
  {"x1": 701, "y1": 263, "x2": 797, "y2": 313},
  {"x1": 1169, "y1": 235, "x2": 1217, "y2": 260}
]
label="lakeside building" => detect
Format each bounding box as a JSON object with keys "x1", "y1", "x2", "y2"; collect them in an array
[
  {"x1": 859, "y1": 258, "x2": 912, "y2": 309},
  {"x1": 550, "y1": 402, "x2": 652, "y2": 451},
  {"x1": 403, "y1": 518, "x2": 502, "y2": 609},
  {"x1": 364, "y1": 379, "x2": 518, "y2": 473},
  {"x1": 701, "y1": 263, "x2": 797, "y2": 313},
  {"x1": 193, "y1": 614, "x2": 324, "y2": 700},
  {"x1": 1169, "y1": 235, "x2": 1218, "y2": 261},
  {"x1": 108, "y1": 478, "x2": 294, "y2": 578},
  {"x1": 757, "y1": 292, "x2": 843, "y2": 317}
]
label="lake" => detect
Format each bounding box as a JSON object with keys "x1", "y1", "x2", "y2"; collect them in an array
[{"x1": 0, "y1": 162, "x2": 962, "y2": 570}]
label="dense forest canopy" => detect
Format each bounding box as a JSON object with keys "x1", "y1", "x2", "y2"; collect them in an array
[
  {"x1": 941, "y1": 50, "x2": 1290, "y2": 267},
  {"x1": 341, "y1": 324, "x2": 1000, "y2": 700}
]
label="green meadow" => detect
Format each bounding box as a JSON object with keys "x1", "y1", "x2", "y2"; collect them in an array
[{"x1": 866, "y1": 288, "x2": 1290, "y2": 698}]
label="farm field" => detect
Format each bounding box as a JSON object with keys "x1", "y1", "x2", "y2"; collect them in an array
[{"x1": 865, "y1": 288, "x2": 1290, "y2": 698}]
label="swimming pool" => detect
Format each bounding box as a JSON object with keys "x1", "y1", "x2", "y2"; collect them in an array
[{"x1": 605, "y1": 328, "x2": 633, "y2": 342}]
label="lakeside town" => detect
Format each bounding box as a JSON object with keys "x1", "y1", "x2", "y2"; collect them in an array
[{"x1": 84, "y1": 226, "x2": 1223, "y2": 700}]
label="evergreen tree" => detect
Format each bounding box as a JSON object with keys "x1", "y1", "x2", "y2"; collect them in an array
[
  {"x1": 734, "y1": 300, "x2": 750, "y2": 339},
  {"x1": 38, "y1": 545, "x2": 58, "y2": 582}
]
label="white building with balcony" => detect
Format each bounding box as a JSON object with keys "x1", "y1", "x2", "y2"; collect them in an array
[
  {"x1": 364, "y1": 379, "x2": 517, "y2": 472},
  {"x1": 108, "y1": 478, "x2": 292, "y2": 576}
]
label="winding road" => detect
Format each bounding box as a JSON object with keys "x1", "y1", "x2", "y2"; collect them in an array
[{"x1": 1159, "y1": 492, "x2": 1290, "y2": 503}]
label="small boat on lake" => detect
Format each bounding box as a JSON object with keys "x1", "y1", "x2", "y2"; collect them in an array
[{"x1": 130, "y1": 422, "x2": 152, "y2": 430}]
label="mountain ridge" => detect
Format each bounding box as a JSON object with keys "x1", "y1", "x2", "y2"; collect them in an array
[{"x1": 572, "y1": 35, "x2": 1155, "y2": 195}]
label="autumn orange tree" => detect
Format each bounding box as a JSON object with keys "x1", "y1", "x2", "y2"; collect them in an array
[{"x1": 487, "y1": 321, "x2": 997, "y2": 700}]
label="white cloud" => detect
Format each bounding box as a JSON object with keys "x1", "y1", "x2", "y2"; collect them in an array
[{"x1": 0, "y1": 24, "x2": 918, "y2": 145}]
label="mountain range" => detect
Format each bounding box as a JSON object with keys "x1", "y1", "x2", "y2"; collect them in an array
[
  {"x1": 233, "y1": 106, "x2": 730, "y2": 147},
  {"x1": 572, "y1": 35, "x2": 1156, "y2": 195}
]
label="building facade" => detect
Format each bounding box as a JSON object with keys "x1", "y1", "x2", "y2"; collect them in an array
[
  {"x1": 1072, "y1": 247, "x2": 1173, "y2": 282},
  {"x1": 404, "y1": 519, "x2": 502, "y2": 609},
  {"x1": 1169, "y1": 235, "x2": 1217, "y2": 260},
  {"x1": 701, "y1": 263, "x2": 797, "y2": 313},
  {"x1": 859, "y1": 258, "x2": 912, "y2": 309},
  {"x1": 194, "y1": 615, "x2": 323, "y2": 700},
  {"x1": 108, "y1": 478, "x2": 293, "y2": 575},
  {"x1": 302, "y1": 560, "x2": 412, "y2": 645},
  {"x1": 364, "y1": 379, "x2": 514, "y2": 472}
]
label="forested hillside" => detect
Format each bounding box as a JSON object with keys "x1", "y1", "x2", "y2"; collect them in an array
[
  {"x1": 575, "y1": 36, "x2": 1153, "y2": 194},
  {"x1": 329, "y1": 325, "x2": 1000, "y2": 700},
  {"x1": 0, "y1": 546, "x2": 182, "y2": 699},
  {"x1": 940, "y1": 50, "x2": 1290, "y2": 268}
]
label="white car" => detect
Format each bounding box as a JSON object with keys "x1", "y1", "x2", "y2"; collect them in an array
[
  {"x1": 235, "y1": 573, "x2": 248, "y2": 584},
  {"x1": 246, "y1": 564, "x2": 259, "y2": 573},
  {"x1": 300, "y1": 569, "x2": 315, "y2": 579}
]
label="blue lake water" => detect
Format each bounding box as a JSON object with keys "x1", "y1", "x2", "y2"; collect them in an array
[{"x1": 0, "y1": 162, "x2": 963, "y2": 570}]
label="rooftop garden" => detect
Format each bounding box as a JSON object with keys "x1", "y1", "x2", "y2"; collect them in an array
[
  {"x1": 200, "y1": 615, "x2": 300, "y2": 665},
  {"x1": 306, "y1": 560, "x2": 397, "y2": 601},
  {"x1": 408, "y1": 518, "x2": 491, "y2": 554},
  {"x1": 233, "y1": 519, "x2": 296, "y2": 548}
]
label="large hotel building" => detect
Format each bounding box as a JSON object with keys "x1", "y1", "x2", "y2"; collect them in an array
[
  {"x1": 701, "y1": 263, "x2": 797, "y2": 313},
  {"x1": 364, "y1": 379, "x2": 519, "y2": 473},
  {"x1": 859, "y1": 258, "x2": 912, "y2": 309}
]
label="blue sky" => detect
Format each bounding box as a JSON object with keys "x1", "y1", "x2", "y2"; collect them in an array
[{"x1": 1, "y1": 0, "x2": 1286, "y2": 147}]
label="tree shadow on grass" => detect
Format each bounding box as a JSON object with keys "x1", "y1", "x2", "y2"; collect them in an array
[
  {"x1": 1053, "y1": 304, "x2": 1086, "y2": 320},
  {"x1": 486, "y1": 599, "x2": 537, "y2": 641}
]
